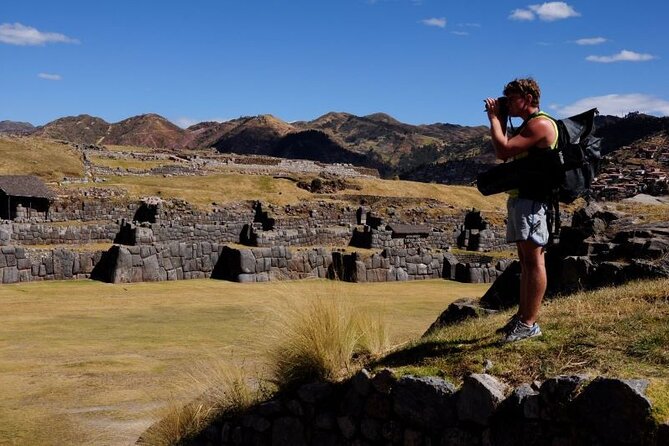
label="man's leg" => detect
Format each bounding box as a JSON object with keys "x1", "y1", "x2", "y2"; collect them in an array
[{"x1": 517, "y1": 240, "x2": 546, "y2": 325}]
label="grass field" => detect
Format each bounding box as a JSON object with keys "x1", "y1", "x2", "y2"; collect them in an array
[
  {"x1": 0, "y1": 279, "x2": 487, "y2": 445},
  {"x1": 0, "y1": 136, "x2": 84, "y2": 181}
]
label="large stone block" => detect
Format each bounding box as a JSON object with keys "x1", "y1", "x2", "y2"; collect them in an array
[
  {"x1": 3, "y1": 266, "x2": 19, "y2": 283},
  {"x1": 392, "y1": 375, "x2": 457, "y2": 430},
  {"x1": 573, "y1": 377, "x2": 653, "y2": 444},
  {"x1": 456, "y1": 373, "x2": 508, "y2": 426},
  {"x1": 239, "y1": 249, "x2": 256, "y2": 274}
]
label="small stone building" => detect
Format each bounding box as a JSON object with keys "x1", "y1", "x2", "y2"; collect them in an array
[{"x1": 0, "y1": 175, "x2": 55, "y2": 220}]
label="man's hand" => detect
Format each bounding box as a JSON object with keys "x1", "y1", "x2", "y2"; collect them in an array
[{"x1": 485, "y1": 97, "x2": 501, "y2": 121}]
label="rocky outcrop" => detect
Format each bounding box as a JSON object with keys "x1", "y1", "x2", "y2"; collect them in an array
[
  {"x1": 167, "y1": 370, "x2": 666, "y2": 446},
  {"x1": 480, "y1": 202, "x2": 669, "y2": 310}
]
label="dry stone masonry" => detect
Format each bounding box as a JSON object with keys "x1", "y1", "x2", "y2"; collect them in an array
[
  {"x1": 1, "y1": 196, "x2": 515, "y2": 285},
  {"x1": 174, "y1": 370, "x2": 668, "y2": 446}
]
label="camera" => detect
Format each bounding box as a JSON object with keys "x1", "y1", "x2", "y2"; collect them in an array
[{"x1": 485, "y1": 96, "x2": 509, "y2": 116}]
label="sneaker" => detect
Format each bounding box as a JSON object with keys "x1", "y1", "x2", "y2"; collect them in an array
[
  {"x1": 504, "y1": 320, "x2": 542, "y2": 343},
  {"x1": 495, "y1": 314, "x2": 520, "y2": 335}
]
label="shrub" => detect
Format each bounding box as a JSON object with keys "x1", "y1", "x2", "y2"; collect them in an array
[{"x1": 266, "y1": 293, "x2": 389, "y2": 388}]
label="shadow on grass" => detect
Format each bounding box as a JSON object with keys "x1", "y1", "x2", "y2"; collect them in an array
[{"x1": 371, "y1": 334, "x2": 505, "y2": 369}]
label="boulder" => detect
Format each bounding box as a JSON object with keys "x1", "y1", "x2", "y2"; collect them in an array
[
  {"x1": 456, "y1": 373, "x2": 508, "y2": 426},
  {"x1": 422, "y1": 298, "x2": 497, "y2": 337},
  {"x1": 573, "y1": 377, "x2": 653, "y2": 445},
  {"x1": 392, "y1": 375, "x2": 457, "y2": 430}
]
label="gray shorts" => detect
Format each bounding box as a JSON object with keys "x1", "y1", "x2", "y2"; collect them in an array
[{"x1": 506, "y1": 197, "x2": 549, "y2": 246}]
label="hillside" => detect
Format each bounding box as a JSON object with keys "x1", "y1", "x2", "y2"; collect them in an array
[
  {"x1": 33, "y1": 114, "x2": 110, "y2": 144},
  {"x1": 0, "y1": 120, "x2": 35, "y2": 134},
  {"x1": 8, "y1": 110, "x2": 669, "y2": 185},
  {"x1": 0, "y1": 136, "x2": 84, "y2": 181},
  {"x1": 595, "y1": 112, "x2": 669, "y2": 154},
  {"x1": 211, "y1": 114, "x2": 296, "y2": 155},
  {"x1": 102, "y1": 113, "x2": 186, "y2": 149}
]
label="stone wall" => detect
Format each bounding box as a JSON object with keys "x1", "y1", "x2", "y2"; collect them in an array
[
  {"x1": 0, "y1": 246, "x2": 104, "y2": 283},
  {"x1": 2, "y1": 222, "x2": 119, "y2": 246},
  {"x1": 103, "y1": 244, "x2": 334, "y2": 284},
  {"x1": 0, "y1": 242, "x2": 510, "y2": 286},
  {"x1": 252, "y1": 226, "x2": 353, "y2": 248},
  {"x1": 214, "y1": 246, "x2": 332, "y2": 283},
  {"x1": 48, "y1": 199, "x2": 139, "y2": 222},
  {"x1": 180, "y1": 370, "x2": 668, "y2": 446},
  {"x1": 102, "y1": 242, "x2": 223, "y2": 283},
  {"x1": 150, "y1": 222, "x2": 246, "y2": 244}
]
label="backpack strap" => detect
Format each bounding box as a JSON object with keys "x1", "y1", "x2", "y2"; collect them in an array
[{"x1": 547, "y1": 194, "x2": 561, "y2": 248}]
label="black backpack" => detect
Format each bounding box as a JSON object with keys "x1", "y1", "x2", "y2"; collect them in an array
[
  {"x1": 476, "y1": 108, "x2": 602, "y2": 243},
  {"x1": 549, "y1": 108, "x2": 602, "y2": 203}
]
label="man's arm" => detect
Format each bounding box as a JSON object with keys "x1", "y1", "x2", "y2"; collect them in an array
[
  {"x1": 485, "y1": 99, "x2": 555, "y2": 161},
  {"x1": 493, "y1": 119, "x2": 555, "y2": 160}
]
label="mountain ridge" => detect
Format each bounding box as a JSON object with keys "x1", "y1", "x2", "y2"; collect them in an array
[{"x1": 2, "y1": 111, "x2": 667, "y2": 183}]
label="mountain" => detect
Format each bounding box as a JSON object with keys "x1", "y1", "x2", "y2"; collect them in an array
[
  {"x1": 33, "y1": 114, "x2": 110, "y2": 144},
  {"x1": 0, "y1": 120, "x2": 35, "y2": 134},
  {"x1": 295, "y1": 112, "x2": 487, "y2": 162},
  {"x1": 180, "y1": 121, "x2": 239, "y2": 149},
  {"x1": 24, "y1": 109, "x2": 669, "y2": 184},
  {"x1": 25, "y1": 111, "x2": 492, "y2": 180},
  {"x1": 103, "y1": 113, "x2": 185, "y2": 149},
  {"x1": 33, "y1": 113, "x2": 187, "y2": 149},
  {"x1": 211, "y1": 115, "x2": 295, "y2": 155},
  {"x1": 595, "y1": 112, "x2": 669, "y2": 154}
]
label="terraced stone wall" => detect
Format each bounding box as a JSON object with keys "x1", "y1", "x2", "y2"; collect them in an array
[
  {"x1": 0, "y1": 246, "x2": 104, "y2": 283},
  {"x1": 179, "y1": 370, "x2": 668, "y2": 446},
  {"x1": 2, "y1": 222, "x2": 119, "y2": 246}
]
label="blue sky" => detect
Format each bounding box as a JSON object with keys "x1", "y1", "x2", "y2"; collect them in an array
[{"x1": 2, "y1": 0, "x2": 668, "y2": 127}]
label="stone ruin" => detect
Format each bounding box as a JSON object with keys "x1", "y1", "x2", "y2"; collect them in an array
[
  {"x1": 148, "y1": 369, "x2": 668, "y2": 446},
  {"x1": 0, "y1": 195, "x2": 516, "y2": 285},
  {"x1": 426, "y1": 201, "x2": 669, "y2": 331},
  {"x1": 456, "y1": 208, "x2": 500, "y2": 252}
]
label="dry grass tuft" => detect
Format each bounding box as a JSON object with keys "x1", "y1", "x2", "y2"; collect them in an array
[
  {"x1": 138, "y1": 361, "x2": 268, "y2": 446},
  {"x1": 266, "y1": 287, "x2": 391, "y2": 388}
]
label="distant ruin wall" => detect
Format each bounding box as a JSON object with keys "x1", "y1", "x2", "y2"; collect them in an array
[
  {"x1": 253, "y1": 226, "x2": 353, "y2": 248},
  {"x1": 0, "y1": 246, "x2": 104, "y2": 283},
  {"x1": 150, "y1": 223, "x2": 247, "y2": 244},
  {"x1": 95, "y1": 243, "x2": 510, "y2": 285},
  {"x1": 0, "y1": 243, "x2": 511, "y2": 285},
  {"x1": 2, "y1": 222, "x2": 119, "y2": 246}
]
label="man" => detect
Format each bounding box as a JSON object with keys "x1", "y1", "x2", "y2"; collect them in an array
[{"x1": 484, "y1": 78, "x2": 558, "y2": 342}]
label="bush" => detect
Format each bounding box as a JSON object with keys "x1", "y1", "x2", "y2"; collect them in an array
[{"x1": 267, "y1": 293, "x2": 389, "y2": 388}]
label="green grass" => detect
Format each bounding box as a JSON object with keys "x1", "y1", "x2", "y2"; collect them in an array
[
  {"x1": 0, "y1": 279, "x2": 484, "y2": 445},
  {"x1": 372, "y1": 278, "x2": 669, "y2": 422}
]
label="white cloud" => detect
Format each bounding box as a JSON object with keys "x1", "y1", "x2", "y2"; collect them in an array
[
  {"x1": 509, "y1": 9, "x2": 535, "y2": 21},
  {"x1": 551, "y1": 94, "x2": 669, "y2": 117},
  {"x1": 510, "y1": 2, "x2": 580, "y2": 22},
  {"x1": 529, "y1": 2, "x2": 580, "y2": 21},
  {"x1": 0, "y1": 22, "x2": 79, "y2": 46},
  {"x1": 38, "y1": 73, "x2": 62, "y2": 81},
  {"x1": 586, "y1": 49, "x2": 656, "y2": 63},
  {"x1": 574, "y1": 37, "x2": 607, "y2": 45},
  {"x1": 451, "y1": 31, "x2": 469, "y2": 36},
  {"x1": 421, "y1": 17, "x2": 446, "y2": 28}
]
